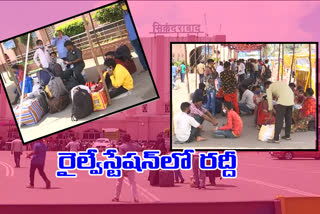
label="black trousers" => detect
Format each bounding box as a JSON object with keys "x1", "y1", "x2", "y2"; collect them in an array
[
  {"x1": 186, "y1": 115, "x2": 203, "y2": 143},
  {"x1": 14, "y1": 152, "x2": 21, "y2": 167},
  {"x1": 274, "y1": 104, "x2": 293, "y2": 141},
  {"x1": 30, "y1": 163, "x2": 50, "y2": 186},
  {"x1": 64, "y1": 66, "x2": 86, "y2": 85},
  {"x1": 105, "y1": 73, "x2": 128, "y2": 98}
]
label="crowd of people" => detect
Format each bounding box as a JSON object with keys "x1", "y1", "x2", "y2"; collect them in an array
[{"x1": 173, "y1": 58, "x2": 316, "y2": 144}]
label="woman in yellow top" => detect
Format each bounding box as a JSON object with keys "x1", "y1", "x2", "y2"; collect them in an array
[{"x1": 102, "y1": 58, "x2": 134, "y2": 98}]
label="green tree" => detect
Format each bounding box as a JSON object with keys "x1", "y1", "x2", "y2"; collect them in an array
[
  {"x1": 93, "y1": 4, "x2": 123, "y2": 24},
  {"x1": 55, "y1": 18, "x2": 87, "y2": 37}
]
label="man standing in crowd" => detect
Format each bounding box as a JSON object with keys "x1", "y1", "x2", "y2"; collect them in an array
[
  {"x1": 237, "y1": 60, "x2": 246, "y2": 84},
  {"x1": 174, "y1": 102, "x2": 206, "y2": 143},
  {"x1": 11, "y1": 139, "x2": 23, "y2": 168},
  {"x1": 65, "y1": 137, "x2": 80, "y2": 152},
  {"x1": 220, "y1": 62, "x2": 240, "y2": 114},
  {"x1": 180, "y1": 61, "x2": 186, "y2": 83},
  {"x1": 264, "y1": 81, "x2": 294, "y2": 144},
  {"x1": 50, "y1": 30, "x2": 70, "y2": 60},
  {"x1": 112, "y1": 134, "x2": 142, "y2": 203},
  {"x1": 11, "y1": 64, "x2": 25, "y2": 105},
  {"x1": 0, "y1": 137, "x2": 5, "y2": 150},
  {"x1": 26, "y1": 139, "x2": 51, "y2": 189},
  {"x1": 33, "y1": 40, "x2": 51, "y2": 69},
  {"x1": 120, "y1": 2, "x2": 148, "y2": 73},
  {"x1": 216, "y1": 61, "x2": 224, "y2": 90},
  {"x1": 197, "y1": 60, "x2": 205, "y2": 83},
  {"x1": 64, "y1": 40, "x2": 86, "y2": 85},
  {"x1": 203, "y1": 65, "x2": 218, "y2": 116}
]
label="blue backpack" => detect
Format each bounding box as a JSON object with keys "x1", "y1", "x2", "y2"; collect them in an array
[{"x1": 37, "y1": 69, "x2": 53, "y2": 86}]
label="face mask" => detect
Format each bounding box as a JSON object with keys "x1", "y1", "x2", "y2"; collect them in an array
[
  {"x1": 106, "y1": 68, "x2": 111, "y2": 72},
  {"x1": 255, "y1": 91, "x2": 261, "y2": 95},
  {"x1": 39, "y1": 45, "x2": 44, "y2": 49},
  {"x1": 121, "y1": 5, "x2": 127, "y2": 11},
  {"x1": 52, "y1": 57, "x2": 57, "y2": 62},
  {"x1": 223, "y1": 109, "x2": 227, "y2": 114}
]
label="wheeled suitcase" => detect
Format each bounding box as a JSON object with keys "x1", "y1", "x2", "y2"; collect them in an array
[
  {"x1": 159, "y1": 170, "x2": 174, "y2": 187},
  {"x1": 148, "y1": 170, "x2": 159, "y2": 186}
]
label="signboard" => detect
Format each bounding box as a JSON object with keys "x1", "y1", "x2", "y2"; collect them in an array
[
  {"x1": 151, "y1": 22, "x2": 203, "y2": 34},
  {"x1": 238, "y1": 51, "x2": 260, "y2": 59},
  {"x1": 4, "y1": 40, "x2": 16, "y2": 50}
]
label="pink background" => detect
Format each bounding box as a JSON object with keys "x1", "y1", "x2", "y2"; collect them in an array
[{"x1": 0, "y1": 1, "x2": 319, "y2": 42}]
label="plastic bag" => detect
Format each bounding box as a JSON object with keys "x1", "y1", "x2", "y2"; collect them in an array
[{"x1": 258, "y1": 124, "x2": 275, "y2": 141}]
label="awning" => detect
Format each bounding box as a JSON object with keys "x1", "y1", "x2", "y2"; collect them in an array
[{"x1": 223, "y1": 44, "x2": 266, "y2": 52}]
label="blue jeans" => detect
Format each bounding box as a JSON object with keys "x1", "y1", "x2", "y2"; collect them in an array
[
  {"x1": 239, "y1": 103, "x2": 254, "y2": 114},
  {"x1": 181, "y1": 73, "x2": 185, "y2": 82},
  {"x1": 206, "y1": 89, "x2": 216, "y2": 116},
  {"x1": 131, "y1": 39, "x2": 147, "y2": 71},
  {"x1": 214, "y1": 130, "x2": 236, "y2": 138},
  {"x1": 172, "y1": 75, "x2": 176, "y2": 88},
  {"x1": 217, "y1": 77, "x2": 221, "y2": 91}
]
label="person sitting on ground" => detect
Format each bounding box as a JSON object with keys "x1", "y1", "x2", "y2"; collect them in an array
[
  {"x1": 291, "y1": 88, "x2": 316, "y2": 133},
  {"x1": 294, "y1": 89, "x2": 306, "y2": 105},
  {"x1": 213, "y1": 101, "x2": 243, "y2": 138},
  {"x1": 64, "y1": 40, "x2": 86, "y2": 85},
  {"x1": 238, "y1": 85, "x2": 255, "y2": 115},
  {"x1": 256, "y1": 95, "x2": 275, "y2": 129},
  {"x1": 193, "y1": 83, "x2": 207, "y2": 106},
  {"x1": 50, "y1": 52, "x2": 67, "y2": 71},
  {"x1": 295, "y1": 85, "x2": 303, "y2": 96},
  {"x1": 103, "y1": 58, "x2": 134, "y2": 98},
  {"x1": 189, "y1": 96, "x2": 218, "y2": 126},
  {"x1": 105, "y1": 45, "x2": 137, "y2": 74},
  {"x1": 174, "y1": 102, "x2": 206, "y2": 143}
]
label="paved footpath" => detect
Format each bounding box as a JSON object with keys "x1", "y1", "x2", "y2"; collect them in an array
[{"x1": 1, "y1": 151, "x2": 319, "y2": 204}]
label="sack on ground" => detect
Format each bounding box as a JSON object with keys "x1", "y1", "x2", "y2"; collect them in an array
[
  {"x1": 48, "y1": 94, "x2": 70, "y2": 114},
  {"x1": 45, "y1": 76, "x2": 68, "y2": 99},
  {"x1": 71, "y1": 87, "x2": 93, "y2": 121},
  {"x1": 258, "y1": 124, "x2": 275, "y2": 141},
  {"x1": 159, "y1": 170, "x2": 175, "y2": 187},
  {"x1": 91, "y1": 88, "x2": 108, "y2": 111},
  {"x1": 71, "y1": 85, "x2": 91, "y2": 100},
  {"x1": 14, "y1": 98, "x2": 44, "y2": 126}
]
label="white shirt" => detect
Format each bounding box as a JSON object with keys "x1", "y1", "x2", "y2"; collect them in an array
[
  {"x1": 56, "y1": 58, "x2": 67, "y2": 71},
  {"x1": 66, "y1": 141, "x2": 80, "y2": 151},
  {"x1": 174, "y1": 112, "x2": 200, "y2": 142},
  {"x1": 239, "y1": 89, "x2": 255, "y2": 109},
  {"x1": 238, "y1": 63, "x2": 245, "y2": 75},
  {"x1": 33, "y1": 47, "x2": 51, "y2": 68},
  {"x1": 216, "y1": 65, "x2": 224, "y2": 77}
]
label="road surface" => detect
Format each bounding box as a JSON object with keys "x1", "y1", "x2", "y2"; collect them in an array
[{"x1": 1, "y1": 151, "x2": 319, "y2": 204}]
